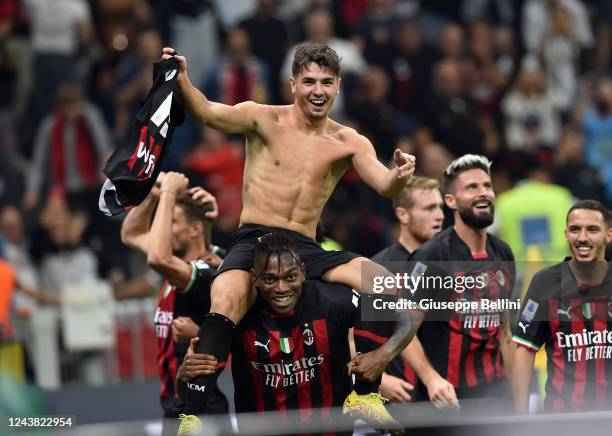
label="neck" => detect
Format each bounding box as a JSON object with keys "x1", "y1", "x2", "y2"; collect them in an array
[
  {"x1": 397, "y1": 228, "x2": 420, "y2": 253},
  {"x1": 291, "y1": 104, "x2": 329, "y2": 132},
  {"x1": 183, "y1": 241, "x2": 210, "y2": 263},
  {"x1": 569, "y1": 259, "x2": 609, "y2": 285},
  {"x1": 454, "y1": 218, "x2": 488, "y2": 254}
]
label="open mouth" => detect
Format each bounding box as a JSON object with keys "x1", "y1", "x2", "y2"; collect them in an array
[
  {"x1": 576, "y1": 245, "x2": 593, "y2": 256},
  {"x1": 309, "y1": 99, "x2": 326, "y2": 108},
  {"x1": 473, "y1": 199, "x2": 491, "y2": 210},
  {"x1": 272, "y1": 294, "x2": 293, "y2": 306}
]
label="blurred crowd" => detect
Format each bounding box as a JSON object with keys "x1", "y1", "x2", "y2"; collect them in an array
[{"x1": 0, "y1": 0, "x2": 611, "y2": 387}]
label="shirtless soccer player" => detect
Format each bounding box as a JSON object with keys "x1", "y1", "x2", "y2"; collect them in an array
[{"x1": 163, "y1": 44, "x2": 417, "y2": 433}]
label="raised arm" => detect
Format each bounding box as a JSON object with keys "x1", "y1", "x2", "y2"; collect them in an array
[
  {"x1": 145, "y1": 172, "x2": 193, "y2": 289},
  {"x1": 120, "y1": 173, "x2": 164, "y2": 253},
  {"x1": 351, "y1": 134, "x2": 415, "y2": 198},
  {"x1": 162, "y1": 47, "x2": 258, "y2": 134}
]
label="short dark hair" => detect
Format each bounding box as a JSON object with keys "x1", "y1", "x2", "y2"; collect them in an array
[
  {"x1": 292, "y1": 44, "x2": 341, "y2": 78},
  {"x1": 253, "y1": 232, "x2": 302, "y2": 275},
  {"x1": 443, "y1": 154, "x2": 491, "y2": 193},
  {"x1": 176, "y1": 192, "x2": 214, "y2": 246},
  {"x1": 566, "y1": 199, "x2": 611, "y2": 226}
]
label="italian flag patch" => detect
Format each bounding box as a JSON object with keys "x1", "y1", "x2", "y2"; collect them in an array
[{"x1": 280, "y1": 337, "x2": 293, "y2": 354}]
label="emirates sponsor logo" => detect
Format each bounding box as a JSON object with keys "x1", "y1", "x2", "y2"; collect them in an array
[
  {"x1": 250, "y1": 354, "x2": 325, "y2": 388},
  {"x1": 556, "y1": 329, "x2": 612, "y2": 362}
]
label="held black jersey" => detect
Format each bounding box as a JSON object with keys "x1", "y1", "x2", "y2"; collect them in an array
[
  {"x1": 231, "y1": 280, "x2": 359, "y2": 423},
  {"x1": 512, "y1": 261, "x2": 612, "y2": 412},
  {"x1": 100, "y1": 57, "x2": 185, "y2": 216},
  {"x1": 372, "y1": 242, "x2": 417, "y2": 386},
  {"x1": 409, "y1": 227, "x2": 515, "y2": 400}
]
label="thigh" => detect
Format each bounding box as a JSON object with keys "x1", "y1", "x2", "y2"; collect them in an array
[
  {"x1": 322, "y1": 257, "x2": 395, "y2": 295},
  {"x1": 210, "y1": 269, "x2": 256, "y2": 323}
]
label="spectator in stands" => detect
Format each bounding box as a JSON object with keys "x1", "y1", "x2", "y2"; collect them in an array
[
  {"x1": 23, "y1": 0, "x2": 94, "y2": 148},
  {"x1": 352, "y1": 0, "x2": 401, "y2": 72},
  {"x1": 421, "y1": 58, "x2": 485, "y2": 157},
  {"x1": 501, "y1": 63, "x2": 563, "y2": 154},
  {"x1": 202, "y1": 27, "x2": 270, "y2": 105},
  {"x1": 553, "y1": 128, "x2": 608, "y2": 204},
  {"x1": 24, "y1": 83, "x2": 112, "y2": 213},
  {"x1": 579, "y1": 77, "x2": 612, "y2": 204},
  {"x1": 114, "y1": 28, "x2": 162, "y2": 138},
  {"x1": 239, "y1": 0, "x2": 289, "y2": 103},
  {"x1": 390, "y1": 19, "x2": 437, "y2": 116}
]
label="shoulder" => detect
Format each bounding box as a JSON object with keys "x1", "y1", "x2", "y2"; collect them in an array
[
  {"x1": 304, "y1": 280, "x2": 358, "y2": 309},
  {"x1": 527, "y1": 263, "x2": 564, "y2": 296},
  {"x1": 487, "y1": 234, "x2": 515, "y2": 261}
]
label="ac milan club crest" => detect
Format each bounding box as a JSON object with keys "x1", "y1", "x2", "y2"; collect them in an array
[{"x1": 302, "y1": 328, "x2": 314, "y2": 346}]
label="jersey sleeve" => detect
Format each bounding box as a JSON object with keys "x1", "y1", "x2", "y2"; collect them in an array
[{"x1": 511, "y1": 271, "x2": 550, "y2": 352}]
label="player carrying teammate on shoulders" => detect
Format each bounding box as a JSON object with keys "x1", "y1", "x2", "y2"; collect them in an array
[
  {"x1": 177, "y1": 232, "x2": 361, "y2": 435},
  {"x1": 161, "y1": 43, "x2": 421, "y2": 434}
]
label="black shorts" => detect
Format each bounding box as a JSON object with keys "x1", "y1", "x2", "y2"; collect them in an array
[{"x1": 216, "y1": 224, "x2": 359, "y2": 279}]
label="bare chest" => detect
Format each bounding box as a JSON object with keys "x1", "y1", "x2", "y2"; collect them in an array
[{"x1": 259, "y1": 128, "x2": 352, "y2": 177}]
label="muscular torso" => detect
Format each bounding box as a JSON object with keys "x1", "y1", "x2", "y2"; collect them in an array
[{"x1": 240, "y1": 106, "x2": 357, "y2": 239}]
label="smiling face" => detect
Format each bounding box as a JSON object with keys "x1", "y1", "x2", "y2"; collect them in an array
[
  {"x1": 252, "y1": 251, "x2": 305, "y2": 314},
  {"x1": 290, "y1": 62, "x2": 340, "y2": 121},
  {"x1": 565, "y1": 209, "x2": 610, "y2": 262},
  {"x1": 445, "y1": 168, "x2": 495, "y2": 229}
]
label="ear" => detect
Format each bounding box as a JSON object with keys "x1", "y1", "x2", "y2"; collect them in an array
[
  {"x1": 289, "y1": 76, "x2": 296, "y2": 94},
  {"x1": 337, "y1": 76, "x2": 342, "y2": 94},
  {"x1": 606, "y1": 227, "x2": 612, "y2": 244},
  {"x1": 190, "y1": 221, "x2": 203, "y2": 238},
  {"x1": 444, "y1": 193, "x2": 456, "y2": 210},
  {"x1": 250, "y1": 267, "x2": 258, "y2": 283},
  {"x1": 394, "y1": 207, "x2": 410, "y2": 225},
  {"x1": 301, "y1": 262, "x2": 307, "y2": 279}
]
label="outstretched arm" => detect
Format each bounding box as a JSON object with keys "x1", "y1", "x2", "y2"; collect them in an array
[
  {"x1": 162, "y1": 47, "x2": 258, "y2": 134},
  {"x1": 351, "y1": 135, "x2": 415, "y2": 198}
]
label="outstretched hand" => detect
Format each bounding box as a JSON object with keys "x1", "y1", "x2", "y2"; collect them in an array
[{"x1": 393, "y1": 149, "x2": 416, "y2": 179}]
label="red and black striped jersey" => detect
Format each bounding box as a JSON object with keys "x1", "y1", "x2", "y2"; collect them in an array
[
  {"x1": 410, "y1": 227, "x2": 515, "y2": 400},
  {"x1": 512, "y1": 261, "x2": 612, "y2": 412},
  {"x1": 155, "y1": 259, "x2": 215, "y2": 414},
  {"x1": 231, "y1": 280, "x2": 359, "y2": 423},
  {"x1": 372, "y1": 241, "x2": 417, "y2": 387}
]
